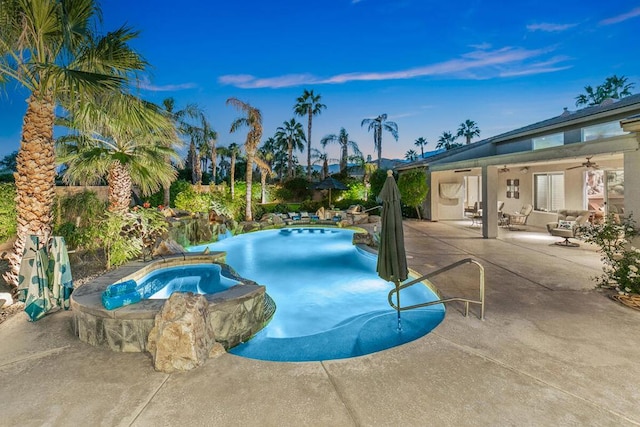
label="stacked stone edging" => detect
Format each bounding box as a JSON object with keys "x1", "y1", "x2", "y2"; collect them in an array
[{"x1": 70, "y1": 254, "x2": 270, "y2": 353}]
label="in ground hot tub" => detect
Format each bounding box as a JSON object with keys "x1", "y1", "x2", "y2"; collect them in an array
[{"x1": 71, "y1": 253, "x2": 274, "y2": 352}]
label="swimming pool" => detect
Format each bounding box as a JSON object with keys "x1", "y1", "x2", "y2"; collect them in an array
[{"x1": 189, "y1": 228, "x2": 445, "y2": 361}]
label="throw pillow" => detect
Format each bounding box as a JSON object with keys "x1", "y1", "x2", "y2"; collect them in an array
[{"x1": 558, "y1": 220, "x2": 575, "y2": 230}]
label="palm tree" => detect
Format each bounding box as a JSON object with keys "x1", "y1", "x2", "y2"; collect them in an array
[
  {"x1": 0, "y1": 0, "x2": 146, "y2": 288},
  {"x1": 414, "y1": 137, "x2": 428, "y2": 158},
  {"x1": 227, "y1": 98, "x2": 262, "y2": 221},
  {"x1": 57, "y1": 93, "x2": 180, "y2": 213},
  {"x1": 294, "y1": 89, "x2": 326, "y2": 178},
  {"x1": 223, "y1": 143, "x2": 241, "y2": 198},
  {"x1": 575, "y1": 75, "x2": 635, "y2": 107},
  {"x1": 320, "y1": 128, "x2": 361, "y2": 174},
  {"x1": 405, "y1": 149, "x2": 418, "y2": 161},
  {"x1": 361, "y1": 114, "x2": 398, "y2": 168},
  {"x1": 311, "y1": 148, "x2": 332, "y2": 180},
  {"x1": 457, "y1": 119, "x2": 481, "y2": 145},
  {"x1": 435, "y1": 131, "x2": 462, "y2": 151},
  {"x1": 253, "y1": 153, "x2": 272, "y2": 204},
  {"x1": 275, "y1": 118, "x2": 306, "y2": 178}
]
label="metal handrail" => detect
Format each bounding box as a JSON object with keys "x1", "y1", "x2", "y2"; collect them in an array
[{"x1": 388, "y1": 258, "x2": 485, "y2": 320}]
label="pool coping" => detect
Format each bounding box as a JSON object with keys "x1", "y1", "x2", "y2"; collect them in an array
[{"x1": 70, "y1": 252, "x2": 269, "y2": 352}]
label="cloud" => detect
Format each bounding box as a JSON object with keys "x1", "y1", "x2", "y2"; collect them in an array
[
  {"x1": 469, "y1": 42, "x2": 492, "y2": 50},
  {"x1": 526, "y1": 22, "x2": 578, "y2": 32},
  {"x1": 218, "y1": 46, "x2": 569, "y2": 89},
  {"x1": 599, "y1": 6, "x2": 640, "y2": 25},
  {"x1": 138, "y1": 76, "x2": 197, "y2": 92}
]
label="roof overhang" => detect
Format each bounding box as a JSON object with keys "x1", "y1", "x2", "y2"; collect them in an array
[
  {"x1": 621, "y1": 115, "x2": 640, "y2": 133},
  {"x1": 427, "y1": 134, "x2": 638, "y2": 172}
]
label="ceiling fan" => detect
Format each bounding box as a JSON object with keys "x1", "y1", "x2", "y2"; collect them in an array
[
  {"x1": 567, "y1": 157, "x2": 599, "y2": 170},
  {"x1": 498, "y1": 165, "x2": 510, "y2": 173}
]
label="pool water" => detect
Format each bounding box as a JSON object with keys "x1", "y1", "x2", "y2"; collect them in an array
[
  {"x1": 143, "y1": 264, "x2": 239, "y2": 299},
  {"x1": 190, "y1": 228, "x2": 444, "y2": 361}
]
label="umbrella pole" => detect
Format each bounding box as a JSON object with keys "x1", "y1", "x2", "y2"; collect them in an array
[{"x1": 395, "y1": 280, "x2": 402, "y2": 331}]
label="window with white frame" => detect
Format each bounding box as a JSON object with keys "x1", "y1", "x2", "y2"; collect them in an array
[
  {"x1": 582, "y1": 121, "x2": 626, "y2": 141},
  {"x1": 534, "y1": 172, "x2": 564, "y2": 212},
  {"x1": 532, "y1": 132, "x2": 564, "y2": 150}
]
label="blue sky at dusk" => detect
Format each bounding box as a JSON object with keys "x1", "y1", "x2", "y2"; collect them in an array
[{"x1": 1, "y1": 1, "x2": 639, "y2": 162}]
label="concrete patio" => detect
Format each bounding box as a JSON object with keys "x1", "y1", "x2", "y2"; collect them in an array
[{"x1": 1, "y1": 220, "x2": 639, "y2": 426}]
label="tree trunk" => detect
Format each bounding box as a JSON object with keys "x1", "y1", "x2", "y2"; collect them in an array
[
  {"x1": 163, "y1": 185, "x2": 170, "y2": 207},
  {"x1": 307, "y1": 109, "x2": 312, "y2": 179},
  {"x1": 210, "y1": 141, "x2": 217, "y2": 184},
  {"x1": 261, "y1": 170, "x2": 267, "y2": 204},
  {"x1": 287, "y1": 142, "x2": 294, "y2": 178},
  {"x1": 5, "y1": 94, "x2": 56, "y2": 290},
  {"x1": 108, "y1": 162, "x2": 132, "y2": 214},
  {"x1": 341, "y1": 144, "x2": 347, "y2": 174},
  {"x1": 245, "y1": 152, "x2": 254, "y2": 221},
  {"x1": 230, "y1": 153, "x2": 236, "y2": 198},
  {"x1": 377, "y1": 127, "x2": 382, "y2": 169}
]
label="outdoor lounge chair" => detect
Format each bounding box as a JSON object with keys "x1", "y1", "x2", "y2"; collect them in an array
[
  {"x1": 505, "y1": 204, "x2": 533, "y2": 230},
  {"x1": 546, "y1": 209, "x2": 590, "y2": 246}
]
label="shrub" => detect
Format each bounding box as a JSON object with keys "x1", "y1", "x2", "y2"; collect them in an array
[
  {"x1": 398, "y1": 169, "x2": 429, "y2": 219},
  {"x1": 175, "y1": 184, "x2": 211, "y2": 213},
  {"x1": 276, "y1": 177, "x2": 312, "y2": 202},
  {"x1": 145, "y1": 179, "x2": 192, "y2": 208},
  {"x1": 580, "y1": 214, "x2": 640, "y2": 295},
  {"x1": 0, "y1": 183, "x2": 16, "y2": 242},
  {"x1": 88, "y1": 207, "x2": 168, "y2": 269},
  {"x1": 369, "y1": 169, "x2": 389, "y2": 200}
]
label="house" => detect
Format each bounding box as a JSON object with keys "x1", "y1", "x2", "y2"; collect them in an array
[{"x1": 397, "y1": 94, "x2": 640, "y2": 239}]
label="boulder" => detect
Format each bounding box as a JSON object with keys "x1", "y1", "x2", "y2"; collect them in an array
[
  {"x1": 352, "y1": 232, "x2": 374, "y2": 246},
  {"x1": 147, "y1": 292, "x2": 219, "y2": 372},
  {"x1": 152, "y1": 239, "x2": 186, "y2": 257}
]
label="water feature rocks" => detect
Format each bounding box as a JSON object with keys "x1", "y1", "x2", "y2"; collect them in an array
[
  {"x1": 152, "y1": 239, "x2": 186, "y2": 257},
  {"x1": 147, "y1": 292, "x2": 220, "y2": 373}
]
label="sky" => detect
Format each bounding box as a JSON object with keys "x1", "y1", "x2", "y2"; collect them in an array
[{"x1": 1, "y1": 0, "x2": 639, "y2": 164}]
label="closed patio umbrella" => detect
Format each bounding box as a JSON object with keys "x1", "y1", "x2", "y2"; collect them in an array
[
  {"x1": 17, "y1": 235, "x2": 53, "y2": 321},
  {"x1": 315, "y1": 177, "x2": 348, "y2": 207},
  {"x1": 376, "y1": 170, "x2": 408, "y2": 330},
  {"x1": 48, "y1": 236, "x2": 74, "y2": 310}
]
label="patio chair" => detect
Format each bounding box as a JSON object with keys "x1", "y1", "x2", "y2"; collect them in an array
[
  {"x1": 546, "y1": 209, "x2": 590, "y2": 247},
  {"x1": 497, "y1": 201, "x2": 508, "y2": 227},
  {"x1": 505, "y1": 204, "x2": 533, "y2": 230}
]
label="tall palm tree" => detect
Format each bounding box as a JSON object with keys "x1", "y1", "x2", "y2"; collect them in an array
[
  {"x1": 294, "y1": 89, "x2": 326, "y2": 179},
  {"x1": 275, "y1": 118, "x2": 306, "y2": 178},
  {"x1": 457, "y1": 119, "x2": 481, "y2": 145},
  {"x1": 311, "y1": 148, "x2": 332, "y2": 180},
  {"x1": 253, "y1": 154, "x2": 272, "y2": 204},
  {"x1": 57, "y1": 93, "x2": 180, "y2": 213},
  {"x1": 227, "y1": 97, "x2": 262, "y2": 221},
  {"x1": 320, "y1": 128, "x2": 361, "y2": 174},
  {"x1": 435, "y1": 131, "x2": 462, "y2": 151},
  {"x1": 414, "y1": 137, "x2": 428, "y2": 158},
  {"x1": 0, "y1": 0, "x2": 146, "y2": 288},
  {"x1": 361, "y1": 114, "x2": 398, "y2": 168},
  {"x1": 222, "y1": 143, "x2": 241, "y2": 198},
  {"x1": 405, "y1": 149, "x2": 418, "y2": 161}
]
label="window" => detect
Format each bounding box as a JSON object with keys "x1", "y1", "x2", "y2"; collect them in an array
[
  {"x1": 532, "y1": 133, "x2": 564, "y2": 150},
  {"x1": 534, "y1": 173, "x2": 564, "y2": 211},
  {"x1": 582, "y1": 121, "x2": 626, "y2": 141}
]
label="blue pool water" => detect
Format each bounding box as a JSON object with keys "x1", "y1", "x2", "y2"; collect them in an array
[
  {"x1": 189, "y1": 228, "x2": 445, "y2": 361},
  {"x1": 143, "y1": 264, "x2": 239, "y2": 299}
]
